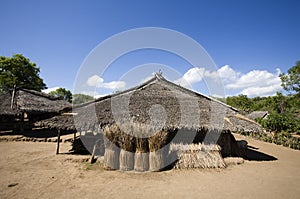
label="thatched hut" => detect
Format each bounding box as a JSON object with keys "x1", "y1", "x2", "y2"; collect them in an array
[
  {"x1": 39, "y1": 74, "x2": 264, "y2": 170},
  {"x1": 0, "y1": 88, "x2": 71, "y2": 131},
  {"x1": 246, "y1": 111, "x2": 269, "y2": 120}
]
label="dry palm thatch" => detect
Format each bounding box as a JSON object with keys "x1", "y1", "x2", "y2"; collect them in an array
[
  {"x1": 171, "y1": 143, "x2": 226, "y2": 169},
  {"x1": 246, "y1": 111, "x2": 269, "y2": 120},
  {"x1": 15, "y1": 89, "x2": 71, "y2": 114},
  {"x1": 0, "y1": 88, "x2": 71, "y2": 122},
  {"x1": 224, "y1": 114, "x2": 266, "y2": 135},
  {"x1": 0, "y1": 91, "x2": 19, "y2": 118},
  {"x1": 36, "y1": 114, "x2": 76, "y2": 131}
]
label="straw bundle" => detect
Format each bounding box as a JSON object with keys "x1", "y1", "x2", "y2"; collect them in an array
[
  {"x1": 118, "y1": 129, "x2": 135, "y2": 171},
  {"x1": 133, "y1": 123, "x2": 149, "y2": 172},
  {"x1": 134, "y1": 151, "x2": 149, "y2": 171},
  {"x1": 103, "y1": 125, "x2": 120, "y2": 170},
  {"x1": 119, "y1": 149, "x2": 134, "y2": 171},
  {"x1": 149, "y1": 130, "x2": 170, "y2": 171},
  {"x1": 171, "y1": 143, "x2": 226, "y2": 169}
]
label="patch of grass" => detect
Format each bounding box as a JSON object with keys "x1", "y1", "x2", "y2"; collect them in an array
[{"x1": 84, "y1": 161, "x2": 104, "y2": 171}]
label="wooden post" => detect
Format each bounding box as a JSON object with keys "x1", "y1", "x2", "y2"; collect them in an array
[
  {"x1": 90, "y1": 139, "x2": 99, "y2": 163},
  {"x1": 73, "y1": 131, "x2": 76, "y2": 141},
  {"x1": 56, "y1": 129, "x2": 61, "y2": 154},
  {"x1": 90, "y1": 143, "x2": 97, "y2": 163},
  {"x1": 20, "y1": 112, "x2": 24, "y2": 133}
]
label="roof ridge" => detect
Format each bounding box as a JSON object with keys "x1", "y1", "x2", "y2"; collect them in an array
[{"x1": 19, "y1": 88, "x2": 62, "y2": 100}]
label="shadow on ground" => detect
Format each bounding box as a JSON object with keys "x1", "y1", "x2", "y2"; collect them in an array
[
  {"x1": 243, "y1": 145, "x2": 277, "y2": 161},
  {"x1": 0, "y1": 128, "x2": 75, "y2": 138}
]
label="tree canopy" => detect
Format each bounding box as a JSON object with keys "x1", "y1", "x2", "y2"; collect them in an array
[
  {"x1": 49, "y1": 88, "x2": 72, "y2": 103},
  {"x1": 72, "y1": 94, "x2": 94, "y2": 104},
  {"x1": 280, "y1": 61, "x2": 300, "y2": 96},
  {"x1": 225, "y1": 93, "x2": 300, "y2": 134},
  {"x1": 0, "y1": 54, "x2": 47, "y2": 92}
]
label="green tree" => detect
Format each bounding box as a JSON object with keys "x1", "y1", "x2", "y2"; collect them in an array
[
  {"x1": 258, "y1": 111, "x2": 300, "y2": 134},
  {"x1": 0, "y1": 54, "x2": 47, "y2": 91},
  {"x1": 280, "y1": 61, "x2": 300, "y2": 96},
  {"x1": 72, "y1": 94, "x2": 94, "y2": 104},
  {"x1": 49, "y1": 88, "x2": 72, "y2": 103},
  {"x1": 226, "y1": 94, "x2": 253, "y2": 113}
]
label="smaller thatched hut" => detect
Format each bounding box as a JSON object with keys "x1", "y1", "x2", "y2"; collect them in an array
[
  {"x1": 0, "y1": 88, "x2": 71, "y2": 131},
  {"x1": 246, "y1": 111, "x2": 269, "y2": 120}
]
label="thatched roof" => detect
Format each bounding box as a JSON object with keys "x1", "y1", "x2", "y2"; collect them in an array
[
  {"x1": 39, "y1": 74, "x2": 264, "y2": 134},
  {"x1": 246, "y1": 111, "x2": 269, "y2": 120},
  {"x1": 37, "y1": 114, "x2": 76, "y2": 131},
  {"x1": 0, "y1": 88, "x2": 71, "y2": 119},
  {"x1": 0, "y1": 91, "x2": 18, "y2": 117}
]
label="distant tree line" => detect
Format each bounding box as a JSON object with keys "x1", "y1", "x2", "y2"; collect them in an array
[
  {"x1": 224, "y1": 93, "x2": 300, "y2": 135},
  {"x1": 48, "y1": 88, "x2": 94, "y2": 104}
]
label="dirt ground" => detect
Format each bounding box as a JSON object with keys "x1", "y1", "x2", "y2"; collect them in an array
[{"x1": 0, "y1": 133, "x2": 300, "y2": 199}]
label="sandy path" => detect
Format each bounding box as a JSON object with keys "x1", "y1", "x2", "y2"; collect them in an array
[{"x1": 0, "y1": 134, "x2": 300, "y2": 199}]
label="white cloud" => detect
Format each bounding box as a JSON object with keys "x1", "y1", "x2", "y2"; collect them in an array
[
  {"x1": 174, "y1": 65, "x2": 283, "y2": 97},
  {"x1": 42, "y1": 87, "x2": 60, "y2": 93},
  {"x1": 102, "y1": 81, "x2": 126, "y2": 90},
  {"x1": 86, "y1": 75, "x2": 126, "y2": 90},
  {"x1": 216, "y1": 65, "x2": 240, "y2": 83},
  {"x1": 240, "y1": 84, "x2": 282, "y2": 97},
  {"x1": 182, "y1": 67, "x2": 205, "y2": 84},
  {"x1": 174, "y1": 67, "x2": 205, "y2": 88},
  {"x1": 224, "y1": 68, "x2": 282, "y2": 97},
  {"x1": 226, "y1": 70, "x2": 275, "y2": 89},
  {"x1": 86, "y1": 75, "x2": 104, "y2": 87},
  {"x1": 79, "y1": 91, "x2": 109, "y2": 99}
]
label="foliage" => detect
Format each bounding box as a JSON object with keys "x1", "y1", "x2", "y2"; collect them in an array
[
  {"x1": 0, "y1": 54, "x2": 47, "y2": 92},
  {"x1": 72, "y1": 94, "x2": 94, "y2": 104},
  {"x1": 280, "y1": 61, "x2": 300, "y2": 96},
  {"x1": 257, "y1": 111, "x2": 299, "y2": 134},
  {"x1": 226, "y1": 91, "x2": 300, "y2": 135},
  {"x1": 226, "y1": 94, "x2": 254, "y2": 113},
  {"x1": 49, "y1": 88, "x2": 72, "y2": 103}
]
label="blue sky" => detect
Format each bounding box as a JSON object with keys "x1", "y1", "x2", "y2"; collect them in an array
[{"x1": 1, "y1": 0, "x2": 299, "y2": 97}]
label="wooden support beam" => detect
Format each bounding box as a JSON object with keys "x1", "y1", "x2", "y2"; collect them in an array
[
  {"x1": 90, "y1": 143, "x2": 97, "y2": 163},
  {"x1": 56, "y1": 129, "x2": 61, "y2": 154},
  {"x1": 90, "y1": 139, "x2": 100, "y2": 163},
  {"x1": 20, "y1": 112, "x2": 24, "y2": 133},
  {"x1": 73, "y1": 131, "x2": 76, "y2": 141}
]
